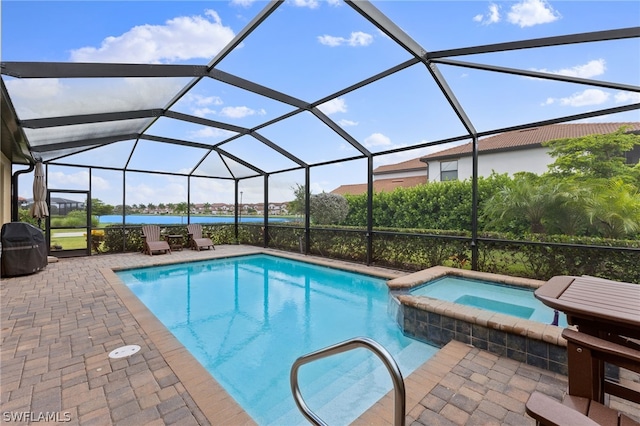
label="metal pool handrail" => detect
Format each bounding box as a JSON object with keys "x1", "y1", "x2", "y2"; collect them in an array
[{"x1": 290, "y1": 336, "x2": 406, "y2": 426}]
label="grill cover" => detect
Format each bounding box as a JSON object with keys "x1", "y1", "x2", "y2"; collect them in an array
[{"x1": 1, "y1": 222, "x2": 48, "y2": 278}]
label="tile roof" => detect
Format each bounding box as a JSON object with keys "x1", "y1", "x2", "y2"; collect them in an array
[
  {"x1": 421, "y1": 122, "x2": 640, "y2": 161},
  {"x1": 374, "y1": 157, "x2": 428, "y2": 174},
  {"x1": 331, "y1": 176, "x2": 427, "y2": 196}
]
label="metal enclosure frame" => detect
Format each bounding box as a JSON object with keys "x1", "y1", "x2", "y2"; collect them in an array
[{"x1": 2, "y1": 1, "x2": 639, "y2": 267}]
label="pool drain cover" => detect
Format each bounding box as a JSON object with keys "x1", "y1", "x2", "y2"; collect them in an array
[{"x1": 109, "y1": 345, "x2": 141, "y2": 359}]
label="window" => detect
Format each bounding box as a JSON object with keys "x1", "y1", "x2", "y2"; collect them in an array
[{"x1": 440, "y1": 160, "x2": 458, "y2": 181}]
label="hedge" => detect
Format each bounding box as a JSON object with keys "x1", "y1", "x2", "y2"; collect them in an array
[{"x1": 100, "y1": 223, "x2": 639, "y2": 283}]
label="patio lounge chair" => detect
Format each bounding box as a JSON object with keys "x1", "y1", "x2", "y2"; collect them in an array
[
  {"x1": 187, "y1": 224, "x2": 215, "y2": 251},
  {"x1": 141, "y1": 225, "x2": 171, "y2": 255}
]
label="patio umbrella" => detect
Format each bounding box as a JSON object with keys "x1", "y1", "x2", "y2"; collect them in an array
[{"x1": 29, "y1": 161, "x2": 49, "y2": 229}]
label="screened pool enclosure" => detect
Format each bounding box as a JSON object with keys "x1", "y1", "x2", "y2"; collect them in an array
[{"x1": 3, "y1": 0, "x2": 639, "y2": 279}]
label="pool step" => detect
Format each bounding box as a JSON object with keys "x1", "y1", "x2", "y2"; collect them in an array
[{"x1": 271, "y1": 340, "x2": 435, "y2": 425}]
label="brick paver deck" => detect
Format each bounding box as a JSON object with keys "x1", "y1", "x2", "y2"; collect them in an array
[{"x1": 2, "y1": 246, "x2": 638, "y2": 425}]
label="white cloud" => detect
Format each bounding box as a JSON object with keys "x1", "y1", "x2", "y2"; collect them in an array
[
  {"x1": 318, "y1": 31, "x2": 373, "y2": 47},
  {"x1": 348, "y1": 31, "x2": 374, "y2": 47},
  {"x1": 317, "y1": 35, "x2": 342, "y2": 47},
  {"x1": 91, "y1": 175, "x2": 112, "y2": 191},
  {"x1": 554, "y1": 89, "x2": 610, "y2": 107},
  {"x1": 69, "y1": 9, "x2": 235, "y2": 63},
  {"x1": 189, "y1": 127, "x2": 235, "y2": 138},
  {"x1": 48, "y1": 170, "x2": 90, "y2": 189},
  {"x1": 338, "y1": 119, "x2": 358, "y2": 127},
  {"x1": 180, "y1": 93, "x2": 224, "y2": 117},
  {"x1": 219, "y1": 106, "x2": 265, "y2": 118},
  {"x1": 473, "y1": 3, "x2": 501, "y2": 25},
  {"x1": 193, "y1": 108, "x2": 218, "y2": 117},
  {"x1": 615, "y1": 91, "x2": 640, "y2": 103},
  {"x1": 231, "y1": 0, "x2": 256, "y2": 7},
  {"x1": 6, "y1": 78, "x2": 184, "y2": 118},
  {"x1": 291, "y1": 0, "x2": 319, "y2": 9},
  {"x1": 5, "y1": 79, "x2": 64, "y2": 100},
  {"x1": 364, "y1": 133, "x2": 391, "y2": 148},
  {"x1": 532, "y1": 59, "x2": 606, "y2": 79},
  {"x1": 507, "y1": 0, "x2": 560, "y2": 28},
  {"x1": 560, "y1": 89, "x2": 609, "y2": 107},
  {"x1": 318, "y1": 98, "x2": 347, "y2": 115},
  {"x1": 191, "y1": 94, "x2": 224, "y2": 106},
  {"x1": 126, "y1": 181, "x2": 187, "y2": 205}
]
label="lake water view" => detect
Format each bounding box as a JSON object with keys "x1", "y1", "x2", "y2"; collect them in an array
[{"x1": 98, "y1": 214, "x2": 291, "y2": 225}]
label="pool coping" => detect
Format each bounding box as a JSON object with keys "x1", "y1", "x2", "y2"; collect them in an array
[
  {"x1": 100, "y1": 248, "x2": 413, "y2": 425},
  {"x1": 387, "y1": 265, "x2": 544, "y2": 291},
  {"x1": 102, "y1": 266, "x2": 256, "y2": 425}
]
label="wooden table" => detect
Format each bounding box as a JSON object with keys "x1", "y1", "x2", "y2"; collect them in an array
[
  {"x1": 534, "y1": 275, "x2": 640, "y2": 404},
  {"x1": 164, "y1": 234, "x2": 183, "y2": 251},
  {"x1": 535, "y1": 275, "x2": 640, "y2": 339}
]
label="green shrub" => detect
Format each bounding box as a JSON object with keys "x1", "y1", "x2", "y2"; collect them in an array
[{"x1": 49, "y1": 210, "x2": 99, "y2": 228}]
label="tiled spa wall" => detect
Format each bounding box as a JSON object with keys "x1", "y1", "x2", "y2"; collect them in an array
[{"x1": 391, "y1": 295, "x2": 568, "y2": 375}]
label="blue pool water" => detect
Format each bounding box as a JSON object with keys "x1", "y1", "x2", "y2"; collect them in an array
[
  {"x1": 117, "y1": 254, "x2": 437, "y2": 425},
  {"x1": 410, "y1": 276, "x2": 568, "y2": 327}
]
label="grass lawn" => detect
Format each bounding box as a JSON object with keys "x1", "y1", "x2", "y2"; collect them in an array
[{"x1": 50, "y1": 229, "x2": 95, "y2": 250}]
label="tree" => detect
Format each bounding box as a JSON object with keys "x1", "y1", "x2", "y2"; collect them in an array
[
  {"x1": 309, "y1": 192, "x2": 349, "y2": 225},
  {"x1": 288, "y1": 183, "x2": 307, "y2": 216},
  {"x1": 583, "y1": 179, "x2": 640, "y2": 239},
  {"x1": 174, "y1": 202, "x2": 188, "y2": 215},
  {"x1": 481, "y1": 174, "x2": 561, "y2": 234},
  {"x1": 90, "y1": 198, "x2": 114, "y2": 216},
  {"x1": 544, "y1": 126, "x2": 640, "y2": 183},
  {"x1": 113, "y1": 204, "x2": 133, "y2": 214}
]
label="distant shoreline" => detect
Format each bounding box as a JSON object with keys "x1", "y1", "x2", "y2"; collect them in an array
[{"x1": 98, "y1": 214, "x2": 292, "y2": 225}]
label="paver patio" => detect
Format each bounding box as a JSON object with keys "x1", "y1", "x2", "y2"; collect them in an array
[{"x1": 1, "y1": 246, "x2": 638, "y2": 425}]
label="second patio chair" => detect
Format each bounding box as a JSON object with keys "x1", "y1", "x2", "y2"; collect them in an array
[
  {"x1": 187, "y1": 224, "x2": 215, "y2": 251},
  {"x1": 141, "y1": 225, "x2": 171, "y2": 255}
]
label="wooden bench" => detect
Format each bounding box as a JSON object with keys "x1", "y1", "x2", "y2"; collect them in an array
[
  {"x1": 562, "y1": 328, "x2": 640, "y2": 404},
  {"x1": 526, "y1": 392, "x2": 639, "y2": 426},
  {"x1": 526, "y1": 328, "x2": 640, "y2": 426}
]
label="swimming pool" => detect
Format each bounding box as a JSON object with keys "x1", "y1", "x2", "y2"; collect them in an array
[
  {"x1": 410, "y1": 276, "x2": 568, "y2": 327},
  {"x1": 116, "y1": 254, "x2": 437, "y2": 425}
]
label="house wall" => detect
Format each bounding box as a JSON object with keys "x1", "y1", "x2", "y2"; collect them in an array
[
  {"x1": 427, "y1": 146, "x2": 551, "y2": 181},
  {"x1": 374, "y1": 169, "x2": 426, "y2": 181},
  {"x1": 1, "y1": 152, "x2": 12, "y2": 226}
]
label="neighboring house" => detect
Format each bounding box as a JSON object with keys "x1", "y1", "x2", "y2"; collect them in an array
[
  {"x1": 332, "y1": 158, "x2": 427, "y2": 196},
  {"x1": 267, "y1": 202, "x2": 288, "y2": 215},
  {"x1": 331, "y1": 176, "x2": 427, "y2": 196},
  {"x1": 332, "y1": 122, "x2": 640, "y2": 195},
  {"x1": 422, "y1": 122, "x2": 640, "y2": 182}
]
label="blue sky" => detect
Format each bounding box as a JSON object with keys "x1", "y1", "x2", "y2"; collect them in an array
[{"x1": 4, "y1": 0, "x2": 639, "y2": 207}]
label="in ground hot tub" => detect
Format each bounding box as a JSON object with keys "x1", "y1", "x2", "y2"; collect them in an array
[
  {"x1": 409, "y1": 275, "x2": 567, "y2": 327},
  {"x1": 388, "y1": 266, "x2": 568, "y2": 374}
]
